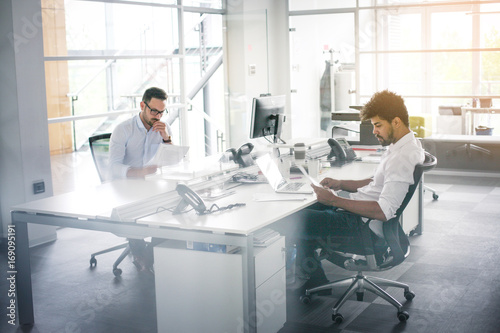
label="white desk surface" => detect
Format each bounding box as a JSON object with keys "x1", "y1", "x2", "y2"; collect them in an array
[
  {"x1": 137, "y1": 161, "x2": 377, "y2": 235},
  {"x1": 425, "y1": 134, "x2": 500, "y2": 143},
  {"x1": 12, "y1": 160, "x2": 377, "y2": 235},
  {"x1": 12, "y1": 179, "x2": 176, "y2": 220},
  {"x1": 148, "y1": 158, "x2": 239, "y2": 181}
]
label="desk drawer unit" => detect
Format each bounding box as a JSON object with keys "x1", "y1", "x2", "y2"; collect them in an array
[
  {"x1": 254, "y1": 236, "x2": 286, "y2": 333},
  {"x1": 154, "y1": 236, "x2": 286, "y2": 333}
]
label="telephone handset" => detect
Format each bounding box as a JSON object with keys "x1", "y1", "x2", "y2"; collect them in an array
[
  {"x1": 327, "y1": 137, "x2": 356, "y2": 161},
  {"x1": 173, "y1": 184, "x2": 207, "y2": 215},
  {"x1": 226, "y1": 142, "x2": 255, "y2": 167}
]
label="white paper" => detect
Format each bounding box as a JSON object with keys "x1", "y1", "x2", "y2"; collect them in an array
[
  {"x1": 296, "y1": 165, "x2": 321, "y2": 187},
  {"x1": 148, "y1": 144, "x2": 189, "y2": 167}
]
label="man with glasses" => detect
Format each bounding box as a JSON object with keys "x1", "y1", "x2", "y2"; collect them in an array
[
  {"x1": 109, "y1": 87, "x2": 172, "y2": 271},
  {"x1": 109, "y1": 86, "x2": 172, "y2": 179}
]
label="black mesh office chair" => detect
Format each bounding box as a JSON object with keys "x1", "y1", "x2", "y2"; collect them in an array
[
  {"x1": 300, "y1": 152, "x2": 437, "y2": 323},
  {"x1": 88, "y1": 133, "x2": 130, "y2": 276}
]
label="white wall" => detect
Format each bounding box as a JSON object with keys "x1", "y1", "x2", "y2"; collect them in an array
[
  {"x1": 224, "y1": 0, "x2": 291, "y2": 148},
  {"x1": 0, "y1": 0, "x2": 57, "y2": 245}
]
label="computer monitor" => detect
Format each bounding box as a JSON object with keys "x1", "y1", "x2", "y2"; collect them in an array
[{"x1": 249, "y1": 94, "x2": 286, "y2": 143}]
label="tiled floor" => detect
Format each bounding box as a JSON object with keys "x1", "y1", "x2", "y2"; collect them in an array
[
  {"x1": 280, "y1": 174, "x2": 500, "y2": 333},
  {"x1": 1, "y1": 156, "x2": 500, "y2": 332}
]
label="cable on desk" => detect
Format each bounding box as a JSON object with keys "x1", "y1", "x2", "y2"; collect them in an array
[{"x1": 200, "y1": 203, "x2": 246, "y2": 215}]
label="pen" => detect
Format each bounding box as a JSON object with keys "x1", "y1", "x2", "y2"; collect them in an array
[{"x1": 290, "y1": 176, "x2": 302, "y2": 180}]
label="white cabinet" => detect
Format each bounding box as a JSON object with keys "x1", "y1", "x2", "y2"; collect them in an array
[
  {"x1": 254, "y1": 237, "x2": 287, "y2": 333},
  {"x1": 154, "y1": 236, "x2": 286, "y2": 333}
]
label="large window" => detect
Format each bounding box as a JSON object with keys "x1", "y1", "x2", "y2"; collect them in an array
[
  {"x1": 289, "y1": 0, "x2": 500, "y2": 136},
  {"x1": 43, "y1": 0, "x2": 225, "y2": 158}
]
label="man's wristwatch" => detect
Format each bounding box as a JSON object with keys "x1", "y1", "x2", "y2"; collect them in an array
[{"x1": 163, "y1": 136, "x2": 172, "y2": 143}]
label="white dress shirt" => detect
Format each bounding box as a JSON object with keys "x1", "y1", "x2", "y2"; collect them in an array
[
  {"x1": 108, "y1": 113, "x2": 172, "y2": 179},
  {"x1": 350, "y1": 131, "x2": 425, "y2": 237}
]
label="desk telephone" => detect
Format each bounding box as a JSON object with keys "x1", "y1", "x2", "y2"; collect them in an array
[
  {"x1": 173, "y1": 184, "x2": 246, "y2": 215},
  {"x1": 327, "y1": 137, "x2": 357, "y2": 161},
  {"x1": 226, "y1": 143, "x2": 255, "y2": 167},
  {"x1": 173, "y1": 184, "x2": 207, "y2": 214}
]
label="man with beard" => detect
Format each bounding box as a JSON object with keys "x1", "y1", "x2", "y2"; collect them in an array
[
  {"x1": 274, "y1": 90, "x2": 425, "y2": 293},
  {"x1": 109, "y1": 86, "x2": 172, "y2": 179},
  {"x1": 108, "y1": 87, "x2": 172, "y2": 272}
]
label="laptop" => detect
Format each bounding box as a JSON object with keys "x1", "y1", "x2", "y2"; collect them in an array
[{"x1": 256, "y1": 154, "x2": 313, "y2": 194}]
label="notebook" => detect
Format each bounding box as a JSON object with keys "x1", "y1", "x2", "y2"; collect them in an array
[{"x1": 256, "y1": 154, "x2": 313, "y2": 194}]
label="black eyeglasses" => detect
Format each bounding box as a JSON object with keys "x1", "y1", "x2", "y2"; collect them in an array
[{"x1": 144, "y1": 101, "x2": 167, "y2": 117}]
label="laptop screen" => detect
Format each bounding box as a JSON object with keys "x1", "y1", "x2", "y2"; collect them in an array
[{"x1": 256, "y1": 154, "x2": 286, "y2": 190}]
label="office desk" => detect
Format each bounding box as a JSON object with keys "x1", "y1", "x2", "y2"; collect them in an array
[
  {"x1": 12, "y1": 160, "x2": 419, "y2": 332},
  {"x1": 461, "y1": 107, "x2": 499, "y2": 135}
]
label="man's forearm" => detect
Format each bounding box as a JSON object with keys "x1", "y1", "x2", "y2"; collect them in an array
[
  {"x1": 333, "y1": 196, "x2": 387, "y2": 221},
  {"x1": 340, "y1": 178, "x2": 372, "y2": 192}
]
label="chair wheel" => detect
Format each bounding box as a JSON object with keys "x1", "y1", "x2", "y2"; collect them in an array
[
  {"x1": 113, "y1": 268, "x2": 122, "y2": 277},
  {"x1": 300, "y1": 295, "x2": 311, "y2": 304},
  {"x1": 432, "y1": 193, "x2": 439, "y2": 200},
  {"x1": 397, "y1": 311, "x2": 409, "y2": 322},
  {"x1": 332, "y1": 313, "x2": 344, "y2": 324},
  {"x1": 90, "y1": 257, "x2": 97, "y2": 267},
  {"x1": 404, "y1": 290, "x2": 415, "y2": 300}
]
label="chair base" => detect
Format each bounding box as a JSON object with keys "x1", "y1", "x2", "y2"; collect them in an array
[
  {"x1": 90, "y1": 242, "x2": 130, "y2": 276},
  {"x1": 446, "y1": 143, "x2": 491, "y2": 159},
  {"x1": 424, "y1": 184, "x2": 439, "y2": 200},
  {"x1": 302, "y1": 271, "x2": 414, "y2": 323}
]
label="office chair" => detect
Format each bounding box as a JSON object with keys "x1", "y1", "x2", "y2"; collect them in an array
[
  {"x1": 438, "y1": 106, "x2": 492, "y2": 159},
  {"x1": 300, "y1": 152, "x2": 437, "y2": 323},
  {"x1": 88, "y1": 133, "x2": 131, "y2": 277}
]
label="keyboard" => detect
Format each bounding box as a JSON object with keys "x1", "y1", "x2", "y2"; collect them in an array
[{"x1": 279, "y1": 182, "x2": 305, "y2": 192}]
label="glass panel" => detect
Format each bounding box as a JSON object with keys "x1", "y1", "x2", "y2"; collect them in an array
[
  {"x1": 103, "y1": 0, "x2": 176, "y2": 5},
  {"x1": 431, "y1": 52, "x2": 472, "y2": 95},
  {"x1": 183, "y1": 0, "x2": 222, "y2": 9},
  {"x1": 358, "y1": 9, "x2": 377, "y2": 52},
  {"x1": 44, "y1": 0, "x2": 178, "y2": 57},
  {"x1": 480, "y1": 3, "x2": 500, "y2": 48},
  {"x1": 378, "y1": 53, "x2": 422, "y2": 96},
  {"x1": 359, "y1": 54, "x2": 375, "y2": 96},
  {"x1": 289, "y1": 0, "x2": 356, "y2": 11},
  {"x1": 481, "y1": 50, "x2": 500, "y2": 96},
  {"x1": 183, "y1": 13, "x2": 223, "y2": 90},
  {"x1": 183, "y1": 12, "x2": 225, "y2": 155},
  {"x1": 373, "y1": 0, "x2": 469, "y2": 5},
  {"x1": 377, "y1": 12, "x2": 421, "y2": 50},
  {"x1": 431, "y1": 10, "x2": 472, "y2": 49},
  {"x1": 45, "y1": 56, "x2": 182, "y2": 149},
  {"x1": 289, "y1": 13, "x2": 355, "y2": 137},
  {"x1": 401, "y1": 97, "x2": 422, "y2": 116}
]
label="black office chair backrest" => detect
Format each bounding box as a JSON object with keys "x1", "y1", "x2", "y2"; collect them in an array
[
  {"x1": 89, "y1": 133, "x2": 111, "y2": 183},
  {"x1": 394, "y1": 151, "x2": 437, "y2": 218},
  {"x1": 381, "y1": 151, "x2": 437, "y2": 268}
]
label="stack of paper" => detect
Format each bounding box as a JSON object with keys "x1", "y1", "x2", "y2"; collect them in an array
[{"x1": 253, "y1": 228, "x2": 281, "y2": 247}]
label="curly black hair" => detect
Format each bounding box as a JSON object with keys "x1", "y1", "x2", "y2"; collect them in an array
[{"x1": 360, "y1": 90, "x2": 409, "y2": 127}]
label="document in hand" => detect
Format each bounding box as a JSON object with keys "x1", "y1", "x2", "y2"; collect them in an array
[{"x1": 148, "y1": 144, "x2": 190, "y2": 167}]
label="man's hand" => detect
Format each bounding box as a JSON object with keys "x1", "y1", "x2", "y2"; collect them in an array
[
  {"x1": 151, "y1": 121, "x2": 170, "y2": 142},
  {"x1": 311, "y1": 184, "x2": 338, "y2": 206},
  {"x1": 126, "y1": 165, "x2": 158, "y2": 178},
  {"x1": 320, "y1": 177, "x2": 342, "y2": 191}
]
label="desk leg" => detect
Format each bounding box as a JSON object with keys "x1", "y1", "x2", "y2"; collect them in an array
[
  {"x1": 414, "y1": 179, "x2": 424, "y2": 235},
  {"x1": 242, "y1": 235, "x2": 256, "y2": 333},
  {"x1": 13, "y1": 218, "x2": 35, "y2": 325}
]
